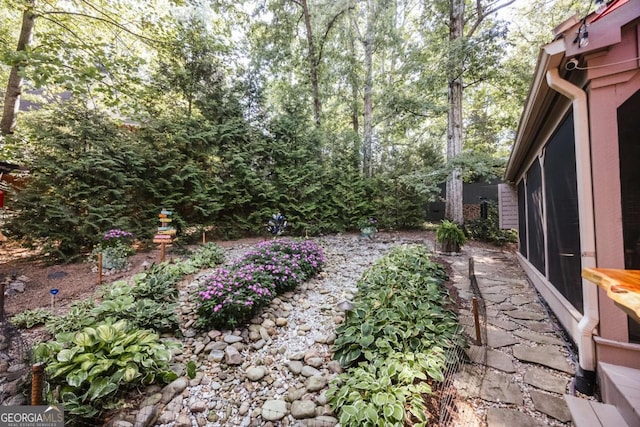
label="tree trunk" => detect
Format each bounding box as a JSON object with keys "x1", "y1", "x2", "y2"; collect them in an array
[
  {"x1": 362, "y1": 0, "x2": 375, "y2": 177},
  {"x1": 299, "y1": 0, "x2": 321, "y2": 127},
  {"x1": 445, "y1": 0, "x2": 464, "y2": 224},
  {"x1": 1, "y1": 4, "x2": 36, "y2": 135}
]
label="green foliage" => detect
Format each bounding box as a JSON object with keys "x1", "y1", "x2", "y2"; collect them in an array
[
  {"x1": 465, "y1": 201, "x2": 518, "y2": 246},
  {"x1": 436, "y1": 220, "x2": 467, "y2": 247},
  {"x1": 328, "y1": 245, "x2": 463, "y2": 427},
  {"x1": 10, "y1": 308, "x2": 53, "y2": 329},
  {"x1": 196, "y1": 239, "x2": 325, "y2": 329},
  {"x1": 33, "y1": 320, "x2": 178, "y2": 422}
]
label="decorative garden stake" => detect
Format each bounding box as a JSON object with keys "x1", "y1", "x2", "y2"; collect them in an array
[
  {"x1": 50, "y1": 288, "x2": 59, "y2": 310},
  {"x1": 154, "y1": 208, "x2": 176, "y2": 262},
  {"x1": 267, "y1": 213, "x2": 287, "y2": 237}
]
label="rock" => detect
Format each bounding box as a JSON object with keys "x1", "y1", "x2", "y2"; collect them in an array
[
  {"x1": 260, "y1": 327, "x2": 271, "y2": 341},
  {"x1": 191, "y1": 401, "x2": 207, "y2": 413},
  {"x1": 140, "y1": 392, "x2": 163, "y2": 407},
  {"x1": 286, "y1": 388, "x2": 307, "y2": 402},
  {"x1": 135, "y1": 405, "x2": 157, "y2": 427},
  {"x1": 262, "y1": 319, "x2": 276, "y2": 328},
  {"x1": 304, "y1": 415, "x2": 339, "y2": 426},
  {"x1": 530, "y1": 390, "x2": 571, "y2": 422},
  {"x1": 224, "y1": 334, "x2": 243, "y2": 344},
  {"x1": 111, "y1": 421, "x2": 134, "y2": 427},
  {"x1": 287, "y1": 361, "x2": 304, "y2": 375},
  {"x1": 327, "y1": 361, "x2": 342, "y2": 374},
  {"x1": 175, "y1": 413, "x2": 192, "y2": 427},
  {"x1": 194, "y1": 342, "x2": 205, "y2": 355},
  {"x1": 487, "y1": 408, "x2": 546, "y2": 427},
  {"x1": 299, "y1": 324, "x2": 312, "y2": 332},
  {"x1": 239, "y1": 401, "x2": 251, "y2": 416},
  {"x1": 208, "y1": 330, "x2": 222, "y2": 339},
  {"x1": 289, "y1": 351, "x2": 305, "y2": 361},
  {"x1": 253, "y1": 339, "x2": 266, "y2": 350},
  {"x1": 306, "y1": 357, "x2": 324, "y2": 368},
  {"x1": 209, "y1": 350, "x2": 225, "y2": 362},
  {"x1": 524, "y1": 367, "x2": 569, "y2": 394},
  {"x1": 301, "y1": 366, "x2": 321, "y2": 377},
  {"x1": 246, "y1": 366, "x2": 267, "y2": 382},
  {"x1": 479, "y1": 370, "x2": 523, "y2": 405},
  {"x1": 306, "y1": 376, "x2": 327, "y2": 392},
  {"x1": 161, "y1": 377, "x2": 188, "y2": 404},
  {"x1": 291, "y1": 400, "x2": 317, "y2": 419},
  {"x1": 513, "y1": 345, "x2": 575, "y2": 374},
  {"x1": 276, "y1": 317, "x2": 288, "y2": 327},
  {"x1": 262, "y1": 400, "x2": 288, "y2": 421},
  {"x1": 224, "y1": 346, "x2": 242, "y2": 365}
]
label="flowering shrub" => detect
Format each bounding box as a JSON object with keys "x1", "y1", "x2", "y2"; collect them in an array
[{"x1": 196, "y1": 239, "x2": 325, "y2": 329}]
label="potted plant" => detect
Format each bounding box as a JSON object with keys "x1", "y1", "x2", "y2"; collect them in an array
[
  {"x1": 436, "y1": 220, "x2": 466, "y2": 253},
  {"x1": 359, "y1": 217, "x2": 378, "y2": 239},
  {"x1": 91, "y1": 229, "x2": 135, "y2": 270}
]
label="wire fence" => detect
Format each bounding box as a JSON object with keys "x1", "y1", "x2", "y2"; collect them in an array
[{"x1": 438, "y1": 256, "x2": 487, "y2": 427}]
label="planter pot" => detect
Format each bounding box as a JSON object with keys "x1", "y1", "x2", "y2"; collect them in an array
[
  {"x1": 360, "y1": 227, "x2": 377, "y2": 239},
  {"x1": 439, "y1": 239, "x2": 461, "y2": 253}
]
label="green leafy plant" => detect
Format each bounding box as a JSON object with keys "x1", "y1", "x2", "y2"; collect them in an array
[
  {"x1": 33, "y1": 320, "x2": 179, "y2": 423},
  {"x1": 11, "y1": 308, "x2": 54, "y2": 329},
  {"x1": 328, "y1": 245, "x2": 464, "y2": 427},
  {"x1": 436, "y1": 220, "x2": 467, "y2": 252},
  {"x1": 464, "y1": 201, "x2": 518, "y2": 246}
]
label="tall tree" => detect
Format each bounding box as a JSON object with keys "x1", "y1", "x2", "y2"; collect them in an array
[
  {"x1": 444, "y1": 0, "x2": 515, "y2": 224},
  {"x1": 1, "y1": 1, "x2": 35, "y2": 135}
]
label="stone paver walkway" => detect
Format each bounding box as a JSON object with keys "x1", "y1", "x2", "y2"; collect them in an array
[{"x1": 451, "y1": 247, "x2": 575, "y2": 426}]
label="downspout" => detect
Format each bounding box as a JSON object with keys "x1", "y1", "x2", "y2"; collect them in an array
[{"x1": 546, "y1": 67, "x2": 599, "y2": 395}]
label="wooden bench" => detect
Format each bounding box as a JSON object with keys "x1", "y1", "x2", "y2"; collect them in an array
[{"x1": 565, "y1": 395, "x2": 629, "y2": 427}]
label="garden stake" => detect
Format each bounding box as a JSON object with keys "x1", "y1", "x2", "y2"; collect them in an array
[
  {"x1": 472, "y1": 297, "x2": 481, "y2": 345},
  {"x1": 202, "y1": 230, "x2": 206, "y2": 244},
  {"x1": 31, "y1": 363, "x2": 45, "y2": 405},
  {"x1": 160, "y1": 242, "x2": 166, "y2": 263},
  {"x1": 97, "y1": 252, "x2": 103, "y2": 284}
]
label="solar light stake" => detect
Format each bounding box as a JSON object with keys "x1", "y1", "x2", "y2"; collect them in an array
[
  {"x1": 98, "y1": 252, "x2": 103, "y2": 284},
  {"x1": 31, "y1": 363, "x2": 45, "y2": 405},
  {"x1": 50, "y1": 288, "x2": 59, "y2": 310}
]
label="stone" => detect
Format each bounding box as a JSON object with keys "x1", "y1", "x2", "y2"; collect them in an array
[
  {"x1": 224, "y1": 346, "x2": 242, "y2": 365},
  {"x1": 513, "y1": 345, "x2": 575, "y2": 374},
  {"x1": 466, "y1": 347, "x2": 515, "y2": 373},
  {"x1": 514, "y1": 330, "x2": 563, "y2": 346},
  {"x1": 194, "y1": 342, "x2": 205, "y2": 355},
  {"x1": 262, "y1": 400, "x2": 288, "y2": 421},
  {"x1": 239, "y1": 401, "x2": 251, "y2": 416},
  {"x1": 306, "y1": 357, "x2": 324, "y2": 368},
  {"x1": 161, "y1": 378, "x2": 188, "y2": 404},
  {"x1": 191, "y1": 401, "x2": 207, "y2": 413},
  {"x1": 289, "y1": 352, "x2": 305, "y2": 361},
  {"x1": 286, "y1": 387, "x2": 307, "y2": 402},
  {"x1": 486, "y1": 329, "x2": 518, "y2": 348},
  {"x1": 299, "y1": 324, "x2": 312, "y2": 332},
  {"x1": 175, "y1": 414, "x2": 192, "y2": 427},
  {"x1": 486, "y1": 408, "x2": 546, "y2": 427},
  {"x1": 276, "y1": 317, "x2": 288, "y2": 327},
  {"x1": 504, "y1": 310, "x2": 546, "y2": 321},
  {"x1": 483, "y1": 293, "x2": 508, "y2": 304},
  {"x1": 111, "y1": 421, "x2": 134, "y2": 427},
  {"x1": 301, "y1": 366, "x2": 321, "y2": 377},
  {"x1": 512, "y1": 319, "x2": 554, "y2": 333},
  {"x1": 262, "y1": 319, "x2": 276, "y2": 328},
  {"x1": 488, "y1": 318, "x2": 520, "y2": 331},
  {"x1": 224, "y1": 334, "x2": 243, "y2": 344},
  {"x1": 306, "y1": 376, "x2": 327, "y2": 392},
  {"x1": 253, "y1": 339, "x2": 266, "y2": 350},
  {"x1": 327, "y1": 361, "x2": 342, "y2": 374},
  {"x1": 135, "y1": 405, "x2": 157, "y2": 427},
  {"x1": 287, "y1": 361, "x2": 304, "y2": 375},
  {"x1": 479, "y1": 370, "x2": 523, "y2": 405},
  {"x1": 524, "y1": 367, "x2": 569, "y2": 394},
  {"x1": 206, "y1": 341, "x2": 227, "y2": 351},
  {"x1": 291, "y1": 400, "x2": 317, "y2": 419},
  {"x1": 303, "y1": 416, "x2": 339, "y2": 427},
  {"x1": 208, "y1": 329, "x2": 222, "y2": 339},
  {"x1": 209, "y1": 350, "x2": 225, "y2": 362},
  {"x1": 510, "y1": 294, "x2": 536, "y2": 305},
  {"x1": 140, "y1": 392, "x2": 163, "y2": 407},
  {"x1": 247, "y1": 366, "x2": 267, "y2": 382},
  {"x1": 530, "y1": 390, "x2": 571, "y2": 422}
]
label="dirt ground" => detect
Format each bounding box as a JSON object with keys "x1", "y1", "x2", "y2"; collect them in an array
[
  {"x1": 0, "y1": 236, "x2": 267, "y2": 318},
  {"x1": 0, "y1": 231, "x2": 512, "y2": 319}
]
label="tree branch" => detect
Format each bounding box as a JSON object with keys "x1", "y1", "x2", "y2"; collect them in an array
[{"x1": 466, "y1": 0, "x2": 516, "y2": 38}]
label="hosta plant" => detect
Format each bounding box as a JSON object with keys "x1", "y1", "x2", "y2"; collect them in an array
[
  {"x1": 33, "y1": 320, "x2": 178, "y2": 422},
  {"x1": 11, "y1": 308, "x2": 54, "y2": 329}
]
